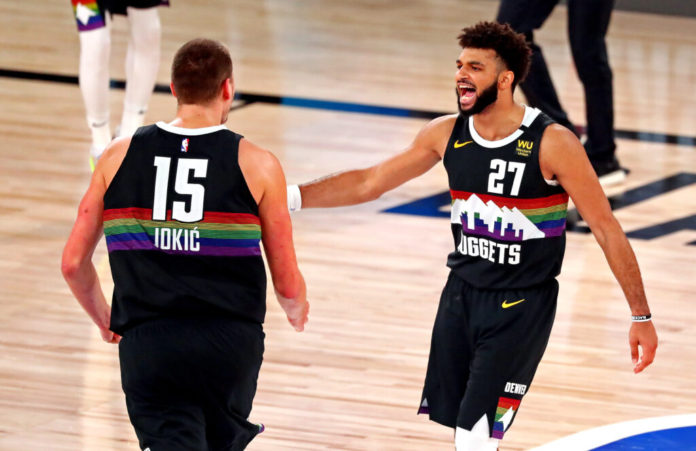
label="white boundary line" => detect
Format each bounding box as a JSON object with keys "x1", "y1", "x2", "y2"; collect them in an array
[{"x1": 529, "y1": 414, "x2": 696, "y2": 451}]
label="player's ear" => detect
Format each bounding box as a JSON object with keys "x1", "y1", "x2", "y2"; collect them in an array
[
  {"x1": 170, "y1": 82, "x2": 177, "y2": 98},
  {"x1": 498, "y1": 70, "x2": 514, "y2": 91},
  {"x1": 221, "y1": 78, "x2": 233, "y2": 101}
]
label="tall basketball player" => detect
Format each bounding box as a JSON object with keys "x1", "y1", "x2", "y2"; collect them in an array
[
  {"x1": 62, "y1": 38, "x2": 309, "y2": 450},
  {"x1": 286, "y1": 22, "x2": 656, "y2": 451}
]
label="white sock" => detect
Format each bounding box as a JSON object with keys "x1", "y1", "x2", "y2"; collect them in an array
[
  {"x1": 78, "y1": 24, "x2": 112, "y2": 152},
  {"x1": 120, "y1": 6, "x2": 161, "y2": 136},
  {"x1": 455, "y1": 415, "x2": 500, "y2": 451},
  {"x1": 89, "y1": 124, "x2": 111, "y2": 158},
  {"x1": 119, "y1": 102, "x2": 146, "y2": 137}
]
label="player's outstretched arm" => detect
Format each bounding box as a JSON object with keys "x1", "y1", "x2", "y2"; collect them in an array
[
  {"x1": 294, "y1": 115, "x2": 455, "y2": 209},
  {"x1": 61, "y1": 141, "x2": 129, "y2": 344},
  {"x1": 240, "y1": 139, "x2": 309, "y2": 331},
  {"x1": 540, "y1": 125, "x2": 657, "y2": 373}
]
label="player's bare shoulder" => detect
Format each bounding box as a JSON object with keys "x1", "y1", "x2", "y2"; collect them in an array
[
  {"x1": 239, "y1": 138, "x2": 283, "y2": 176},
  {"x1": 416, "y1": 114, "x2": 459, "y2": 158},
  {"x1": 540, "y1": 123, "x2": 583, "y2": 156},
  {"x1": 238, "y1": 138, "x2": 285, "y2": 203},
  {"x1": 98, "y1": 136, "x2": 132, "y2": 187},
  {"x1": 539, "y1": 123, "x2": 588, "y2": 179}
]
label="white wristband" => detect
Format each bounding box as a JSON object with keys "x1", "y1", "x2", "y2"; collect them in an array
[
  {"x1": 287, "y1": 184, "x2": 302, "y2": 212},
  {"x1": 631, "y1": 314, "x2": 652, "y2": 322}
]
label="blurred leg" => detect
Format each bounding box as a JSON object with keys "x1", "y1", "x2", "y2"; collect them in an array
[
  {"x1": 497, "y1": 0, "x2": 576, "y2": 134},
  {"x1": 568, "y1": 0, "x2": 616, "y2": 165},
  {"x1": 120, "y1": 6, "x2": 161, "y2": 137},
  {"x1": 77, "y1": 16, "x2": 112, "y2": 157}
]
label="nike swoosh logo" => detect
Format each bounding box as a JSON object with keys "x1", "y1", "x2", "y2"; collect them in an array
[
  {"x1": 453, "y1": 140, "x2": 473, "y2": 149},
  {"x1": 502, "y1": 298, "x2": 526, "y2": 309}
]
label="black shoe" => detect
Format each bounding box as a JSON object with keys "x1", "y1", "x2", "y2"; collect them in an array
[{"x1": 591, "y1": 157, "x2": 628, "y2": 186}]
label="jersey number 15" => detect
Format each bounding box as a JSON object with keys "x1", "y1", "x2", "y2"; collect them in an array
[{"x1": 152, "y1": 156, "x2": 209, "y2": 223}]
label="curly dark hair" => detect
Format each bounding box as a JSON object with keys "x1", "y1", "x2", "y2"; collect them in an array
[{"x1": 457, "y1": 21, "x2": 531, "y2": 89}]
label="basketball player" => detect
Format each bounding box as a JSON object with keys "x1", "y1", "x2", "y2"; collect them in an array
[
  {"x1": 71, "y1": 0, "x2": 168, "y2": 169},
  {"x1": 286, "y1": 22, "x2": 656, "y2": 450},
  {"x1": 62, "y1": 38, "x2": 309, "y2": 450}
]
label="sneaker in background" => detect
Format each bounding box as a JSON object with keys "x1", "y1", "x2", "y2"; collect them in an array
[{"x1": 591, "y1": 157, "x2": 628, "y2": 187}]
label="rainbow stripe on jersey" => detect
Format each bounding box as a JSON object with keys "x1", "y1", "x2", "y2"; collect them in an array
[
  {"x1": 450, "y1": 190, "x2": 568, "y2": 242},
  {"x1": 103, "y1": 207, "x2": 262, "y2": 257}
]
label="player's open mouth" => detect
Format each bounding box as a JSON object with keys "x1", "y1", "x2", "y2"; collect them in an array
[{"x1": 458, "y1": 83, "x2": 476, "y2": 106}]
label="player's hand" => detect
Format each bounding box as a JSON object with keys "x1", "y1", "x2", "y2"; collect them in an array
[
  {"x1": 275, "y1": 287, "x2": 309, "y2": 332},
  {"x1": 284, "y1": 299, "x2": 309, "y2": 332},
  {"x1": 100, "y1": 327, "x2": 122, "y2": 344},
  {"x1": 629, "y1": 321, "x2": 657, "y2": 373}
]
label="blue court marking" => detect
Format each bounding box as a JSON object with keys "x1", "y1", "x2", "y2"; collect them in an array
[
  {"x1": 1, "y1": 67, "x2": 696, "y2": 147},
  {"x1": 272, "y1": 95, "x2": 431, "y2": 119},
  {"x1": 383, "y1": 191, "x2": 451, "y2": 218},
  {"x1": 591, "y1": 426, "x2": 696, "y2": 450},
  {"x1": 530, "y1": 414, "x2": 696, "y2": 451}
]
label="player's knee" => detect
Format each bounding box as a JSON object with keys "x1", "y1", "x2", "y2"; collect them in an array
[
  {"x1": 455, "y1": 416, "x2": 500, "y2": 451},
  {"x1": 127, "y1": 7, "x2": 161, "y2": 47},
  {"x1": 78, "y1": 27, "x2": 110, "y2": 69},
  {"x1": 79, "y1": 26, "x2": 111, "y2": 52}
]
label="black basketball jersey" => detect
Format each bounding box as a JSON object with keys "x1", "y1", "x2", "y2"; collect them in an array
[
  {"x1": 444, "y1": 106, "x2": 568, "y2": 289},
  {"x1": 103, "y1": 122, "x2": 267, "y2": 334}
]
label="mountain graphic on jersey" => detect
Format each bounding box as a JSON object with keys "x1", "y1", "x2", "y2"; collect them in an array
[{"x1": 450, "y1": 190, "x2": 568, "y2": 242}]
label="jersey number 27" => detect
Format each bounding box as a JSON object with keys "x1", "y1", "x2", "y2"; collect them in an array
[{"x1": 488, "y1": 159, "x2": 525, "y2": 196}]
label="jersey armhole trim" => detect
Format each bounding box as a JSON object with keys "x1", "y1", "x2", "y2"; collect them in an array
[
  {"x1": 103, "y1": 139, "x2": 134, "y2": 204},
  {"x1": 236, "y1": 138, "x2": 262, "y2": 211},
  {"x1": 443, "y1": 114, "x2": 467, "y2": 166}
]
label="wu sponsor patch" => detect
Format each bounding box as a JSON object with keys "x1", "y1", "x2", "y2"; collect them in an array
[{"x1": 516, "y1": 139, "x2": 533, "y2": 157}]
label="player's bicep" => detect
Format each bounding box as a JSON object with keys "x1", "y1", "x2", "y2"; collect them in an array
[
  {"x1": 542, "y1": 126, "x2": 615, "y2": 231},
  {"x1": 256, "y1": 153, "x2": 298, "y2": 276},
  {"x1": 62, "y1": 174, "x2": 107, "y2": 270}
]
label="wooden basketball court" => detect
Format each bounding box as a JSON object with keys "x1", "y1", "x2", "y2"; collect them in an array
[{"x1": 0, "y1": 1, "x2": 694, "y2": 449}]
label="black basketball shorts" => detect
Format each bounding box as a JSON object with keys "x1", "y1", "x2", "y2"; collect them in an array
[
  {"x1": 418, "y1": 272, "x2": 558, "y2": 440},
  {"x1": 98, "y1": 0, "x2": 168, "y2": 17},
  {"x1": 118, "y1": 317, "x2": 264, "y2": 451}
]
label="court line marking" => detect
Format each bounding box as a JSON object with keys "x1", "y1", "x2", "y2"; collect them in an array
[
  {"x1": 1, "y1": 67, "x2": 695, "y2": 148},
  {"x1": 529, "y1": 413, "x2": 696, "y2": 451}
]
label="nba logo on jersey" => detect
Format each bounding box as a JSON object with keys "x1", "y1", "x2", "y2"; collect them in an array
[{"x1": 181, "y1": 138, "x2": 189, "y2": 152}]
